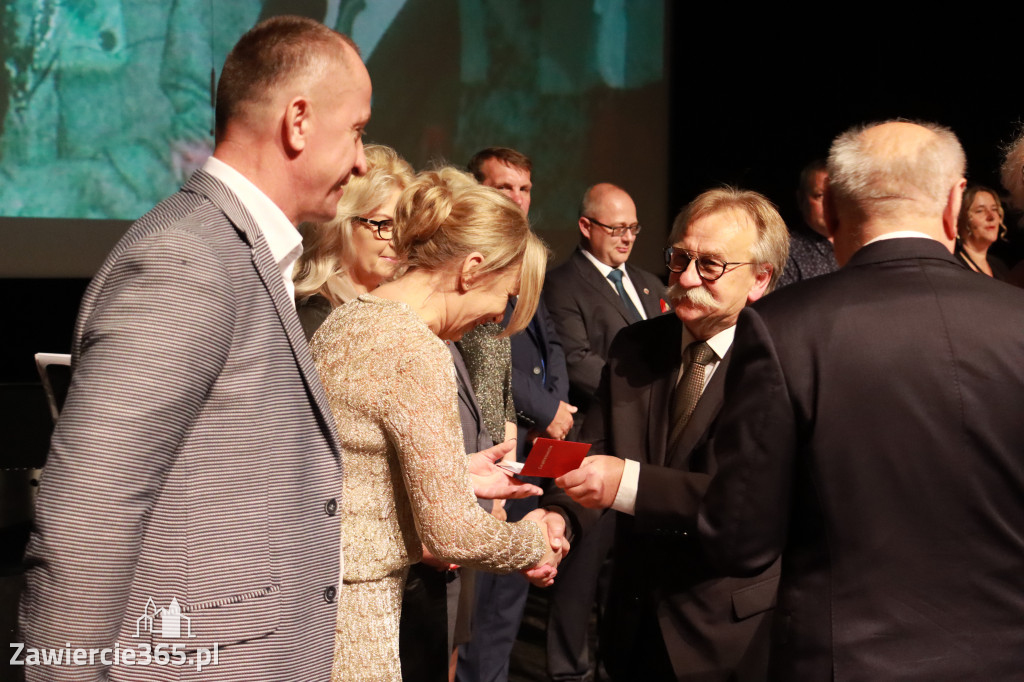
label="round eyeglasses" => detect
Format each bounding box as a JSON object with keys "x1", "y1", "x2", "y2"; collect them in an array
[
  {"x1": 664, "y1": 246, "x2": 756, "y2": 282},
  {"x1": 354, "y1": 216, "x2": 395, "y2": 240},
  {"x1": 583, "y1": 216, "x2": 642, "y2": 238}
]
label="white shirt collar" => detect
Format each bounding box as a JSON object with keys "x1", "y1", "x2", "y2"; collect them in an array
[
  {"x1": 202, "y1": 157, "x2": 303, "y2": 304},
  {"x1": 681, "y1": 323, "x2": 735, "y2": 363},
  {"x1": 864, "y1": 230, "x2": 935, "y2": 245},
  {"x1": 580, "y1": 246, "x2": 624, "y2": 279}
]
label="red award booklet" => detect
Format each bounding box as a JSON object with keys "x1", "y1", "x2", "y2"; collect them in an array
[{"x1": 498, "y1": 438, "x2": 591, "y2": 478}]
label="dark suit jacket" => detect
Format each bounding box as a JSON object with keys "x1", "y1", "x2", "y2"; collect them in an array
[
  {"x1": 699, "y1": 238, "x2": 1024, "y2": 680},
  {"x1": 20, "y1": 170, "x2": 344, "y2": 680},
  {"x1": 507, "y1": 298, "x2": 569, "y2": 461},
  {"x1": 544, "y1": 248, "x2": 665, "y2": 413},
  {"x1": 579, "y1": 312, "x2": 778, "y2": 681}
]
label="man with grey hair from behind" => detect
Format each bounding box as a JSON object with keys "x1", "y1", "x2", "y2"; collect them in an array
[{"x1": 696, "y1": 120, "x2": 1024, "y2": 679}]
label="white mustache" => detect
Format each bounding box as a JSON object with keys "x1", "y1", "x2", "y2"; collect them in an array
[{"x1": 667, "y1": 282, "x2": 715, "y2": 309}]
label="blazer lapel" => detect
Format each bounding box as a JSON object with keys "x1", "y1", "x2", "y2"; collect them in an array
[
  {"x1": 573, "y1": 249, "x2": 633, "y2": 324},
  {"x1": 184, "y1": 171, "x2": 342, "y2": 459},
  {"x1": 450, "y1": 343, "x2": 485, "y2": 434},
  {"x1": 665, "y1": 349, "x2": 731, "y2": 470},
  {"x1": 626, "y1": 263, "x2": 665, "y2": 319},
  {"x1": 645, "y1": 321, "x2": 683, "y2": 467}
]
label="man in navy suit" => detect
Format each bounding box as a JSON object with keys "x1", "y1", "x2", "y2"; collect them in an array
[{"x1": 458, "y1": 147, "x2": 574, "y2": 682}]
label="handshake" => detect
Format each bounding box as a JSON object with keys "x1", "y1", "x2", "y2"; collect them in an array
[
  {"x1": 467, "y1": 440, "x2": 572, "y2": 587},
  {"x1": 467, "y1": 444, "x2": 626, "y2": 587},
  {"x1": 515, "y1": 455, "x2": 627, "y2": 587}
]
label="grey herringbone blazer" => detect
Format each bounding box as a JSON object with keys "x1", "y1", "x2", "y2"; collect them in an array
[{"x1": 20, "y1": 170, "x2": 344, "y2": 680}]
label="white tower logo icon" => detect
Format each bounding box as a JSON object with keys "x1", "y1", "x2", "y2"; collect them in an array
[{"x1": 135, "y1": 597, "x2": 194, "y2": 638}]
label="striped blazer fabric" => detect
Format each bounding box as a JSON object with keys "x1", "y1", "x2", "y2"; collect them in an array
[{"x1": 19, "y1": 170, "x2": 344, "y2": 681}]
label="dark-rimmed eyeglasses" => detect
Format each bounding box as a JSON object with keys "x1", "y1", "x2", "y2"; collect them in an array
[
  {"x1": 583, "y1": 216, "x2": 642, "y2": 238},
  {"x1": 354, "y1": 216, "x2": 394, "y2": 240},
  {"x1": 664, "y1": 246, "x2": 756, "y2": 282}
]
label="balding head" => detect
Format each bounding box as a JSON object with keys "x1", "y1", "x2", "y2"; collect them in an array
[
  {"x1": 826, "y1": 120, "x2": 966, "y2": 263},
  {"x1": 578, "y1": 183, "x2": 640, "y2": 268},
  {"x1": 212, "y1": 16, "x2": 372, "y2": 226}
]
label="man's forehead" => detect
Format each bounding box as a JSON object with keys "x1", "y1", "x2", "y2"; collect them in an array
[{"x1": 483, "y1": 158, "x2": 530, "y2": 183}]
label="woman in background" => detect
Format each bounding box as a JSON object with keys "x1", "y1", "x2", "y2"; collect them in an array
[
  {"x1": 294, "y1": 144, "x2": 415, "y2": 340},
  {"x1": 955, "y1": 184, "x2": 1009, "y2": 279},
  {"x1": 310, "y1": 167, "x2": 565, "y2": 681}
]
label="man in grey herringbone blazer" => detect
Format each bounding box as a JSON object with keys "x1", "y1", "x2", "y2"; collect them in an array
[{"x1": 19, "y1": 17, "x2": 371, "y2": 680}]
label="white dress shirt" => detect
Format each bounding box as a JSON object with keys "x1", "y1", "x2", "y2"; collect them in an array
[
  {"x1": 202, "y1": 156, "x2": 303, "y2": 307},
  {"x1": 580, "y1": 248, "x2": 648, "y2": 320},
  {"x1": 611, "y1": 324, "x2": 736, "y2": 514}
]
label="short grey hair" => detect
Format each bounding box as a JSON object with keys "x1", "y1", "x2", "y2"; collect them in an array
[{"x1": 827, "y1": 120, "x2": 966, "y2": 218}]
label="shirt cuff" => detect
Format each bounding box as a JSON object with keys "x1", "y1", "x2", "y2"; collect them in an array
[{"x1": 610, "y1": 458, "x2": 639, "y2": 515}]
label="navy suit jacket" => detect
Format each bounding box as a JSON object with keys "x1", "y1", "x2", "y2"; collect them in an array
[{"x1": 506, "y1": 298, "x2": 569, "y2": 461}]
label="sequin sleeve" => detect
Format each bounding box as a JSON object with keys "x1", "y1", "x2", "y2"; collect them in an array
[
  {"x1": 457, "y1": 322, "x2": 516, "y2": 443},
  {"x1": 384, "y1": 336, "x2": 545, "y2": 573}
]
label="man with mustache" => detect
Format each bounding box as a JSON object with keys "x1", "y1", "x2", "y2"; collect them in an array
[{"x1": 553, "y1": 188, "x2": 788, "y2": 681}]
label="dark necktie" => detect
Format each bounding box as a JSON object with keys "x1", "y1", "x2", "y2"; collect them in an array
[
  {"x1": 668, "y1": 341, "x2": 714, "y2": 448},
  {"x1": 607, "y1": 269, "x2": 642, "y2": 323}
]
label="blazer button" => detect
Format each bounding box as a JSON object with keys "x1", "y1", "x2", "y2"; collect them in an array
[
  {"x1": 323, "y1": 585, "x2": 337, "y2": 603},
  {"x1": 325, "y1": 498, "x2": 338, "y2": 516},
  {"x1": 532, "y1": 366, "x2": 542, "y2": 375}
]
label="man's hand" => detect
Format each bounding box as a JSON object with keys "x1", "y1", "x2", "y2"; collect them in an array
[
  {"x1": 521, "y1": 508, "x2": 570, "y2": 587},
  {"x1": 554, "y1": 455, "x2": 625, "y2": 509},
  {"x1": 544, "y1": 401, "x2": 578, "y2": 440},
  {"x1": 469, "y1": 440, "x2": 543, "y2": 499}
]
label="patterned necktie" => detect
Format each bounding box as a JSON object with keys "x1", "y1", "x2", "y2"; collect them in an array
[
  {"x1": 607, "y1": 269, "x2": 643, "y2": 323},
  {"x1": 668, "y1": 341, "x2": 714, "y2": 448}
]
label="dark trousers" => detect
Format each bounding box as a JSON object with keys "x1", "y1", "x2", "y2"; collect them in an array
[
  {"x1": 401, "y1": 563, "x2": 454, "y2": 682},
  {"x1": 546, "y1": 509, "x2": 616, "y2": 681}
]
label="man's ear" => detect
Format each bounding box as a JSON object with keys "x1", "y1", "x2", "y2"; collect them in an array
[
  {"x1": 578, "y1": 216, "x2": 591, "y2": 242},
  {"x1": 942, "y1": 178, "x2": 967, "y2": 242},
  {"x1": 283, "y1": 96, "x2": 310, "y2": 157},
  {"x1": 459, "y1": 252, "x2": 486, "y2": 291},
  {"x1": 747, "y1": 264, "x2": 772, "y2": 304}
]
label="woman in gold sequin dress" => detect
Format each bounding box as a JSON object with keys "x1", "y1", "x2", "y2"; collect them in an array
[{"x1": 310, "y1": 167, "x2": 566, "y2": 681}]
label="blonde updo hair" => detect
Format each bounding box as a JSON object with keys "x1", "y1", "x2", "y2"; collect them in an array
[
  {"x1": 294, "y1": 144, "x2": 415, "y2": 306},
  {"x1": 392, "y1": 166, "x2": 547, "y2": 336}
]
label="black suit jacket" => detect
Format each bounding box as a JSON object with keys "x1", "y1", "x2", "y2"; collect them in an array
[
  {"x1": 699, "y1": 238, "x2": 1024, "y2": 680},
  {"x1": 578, "y1": 312, "x2": 779, "y2": 681},
  {"x1": 544, "y1": 248, "x2": 665, "y2": 413}
]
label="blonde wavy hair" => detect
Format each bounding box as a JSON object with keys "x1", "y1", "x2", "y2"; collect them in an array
[
  {"x1": 392, "y1": 166, "x2": 548, "y2": 336},
  {"x1": 294, "y1": 145, "x2": 415, "y2": 306}
]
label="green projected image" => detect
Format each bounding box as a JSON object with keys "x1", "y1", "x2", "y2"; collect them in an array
[{"x1": 0, "y1": 0, "x2": 664, "y2": 225}]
